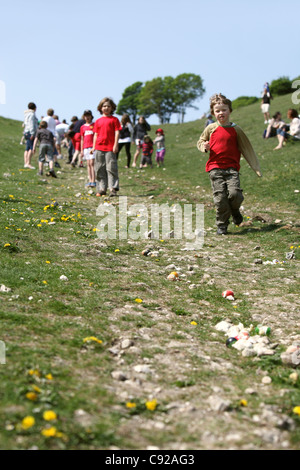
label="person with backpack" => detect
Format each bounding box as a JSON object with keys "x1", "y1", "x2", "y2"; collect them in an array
[{"x1": 116, "y1": 114, "x2": 133, "y2": 168}]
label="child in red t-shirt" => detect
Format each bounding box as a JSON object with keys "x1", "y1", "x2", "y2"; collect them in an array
[
  {"x1": 80, "y1": 110, "x2": 95, "y2": 187},
  {"x1": 91, "y1": 97, "x2": 122, "y2": 197},
  {"x1": 197, "y1": 93, "x2": 261, "y2": 235}
]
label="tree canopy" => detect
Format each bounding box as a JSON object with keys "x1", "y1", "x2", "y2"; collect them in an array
[{"x1": 117, "y1": 74, "x2": 205, "y2": 124}]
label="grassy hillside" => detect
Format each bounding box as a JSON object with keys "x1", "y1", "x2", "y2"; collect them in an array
[{"x1": 0, "y1": 94, "x2": 299, "y2": 450}]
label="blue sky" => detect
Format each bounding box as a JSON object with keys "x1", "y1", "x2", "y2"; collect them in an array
[{"x1": 0, "y1": 0, "x2": 299, "y2": 125}]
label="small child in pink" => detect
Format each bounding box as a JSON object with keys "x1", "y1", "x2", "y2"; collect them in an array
[{"x1": 154, "y1": 128, "x2": 165, "y2": 167}]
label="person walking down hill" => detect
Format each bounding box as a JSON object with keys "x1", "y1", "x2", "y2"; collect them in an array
[
  {"x1": 261, "y1": 88, "x2": 272, "y2": 124},
  {"x1": 205, "y1": 114, "x2": 214, "y2": 127},
  {"x1": 23, "y1": 102, "x2": 38, "y2": 169},
  {"x1": 91, "y1": 97, "x2": 122, "y2": 197},
  {"x1": 116, "y1": 114, "x2": 133, "y2": 168},
  {"x1": 80, "y1": 110, "x2": 95, "y2": 187},
  {"x1": 33, "y1": 120, "x2": 57, "y2": 178},
  {"x1": 140, "y1": 135, "x2": 153, "y2": 168},
  {"x1": 197, "y1": 93, "x2": 261, "y2": 236},
  {"x1": 274, "y1": 108, "x2": 300, "y2": 149},
  {"x1": 55, "y1": 119, "x2": 69, "y2": 159},
  {"x1": 153, "y1": 128, "x2": 166, "y2": 167},
  {"x1": 132, "y1": 116, "x2": 151, "y2": 167},
  {"x1": 70, "y1": 115, "x2": 85, "y2": 167}
]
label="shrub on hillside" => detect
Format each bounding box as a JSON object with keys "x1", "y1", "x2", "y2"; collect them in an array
[
  {"x1": 269, "y1": 77, "x2": 292, "y2": 96},
  {"x1": 232, "y1": 96, "x2": 259, "y2": 110}
]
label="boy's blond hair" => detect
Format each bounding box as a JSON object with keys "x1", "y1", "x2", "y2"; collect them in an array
[{"x1": 210, "y1": 93, "x2": 232, "y2": 115}]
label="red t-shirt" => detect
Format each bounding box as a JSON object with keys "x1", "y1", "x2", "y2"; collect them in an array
[
  {"x1": 206, "y1": 125, "x2": 241, "y2": 172},
  {"x1": 80, "y1": 123, "x2": 94, "y2": 149},
  {"x1": 94, "y1": 116, "x2": 122, "y2": 152}
]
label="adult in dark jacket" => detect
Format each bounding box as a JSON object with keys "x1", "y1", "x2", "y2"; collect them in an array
[{"x1": 132, "y1": 116, "x2": 151, "y2": 167}]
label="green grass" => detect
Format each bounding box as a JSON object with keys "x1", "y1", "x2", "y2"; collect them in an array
[{"x1": 0, "y1": 94, "x2": 299, "y2": 449}]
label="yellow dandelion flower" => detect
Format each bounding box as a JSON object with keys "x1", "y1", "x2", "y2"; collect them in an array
[
  {"x1": 21, "y1": 416, "x2": 35, "y2": 430},
  {"x1": 4, "y1": 243, "x2": 11, "y2": 247},
  {"x1": 9, "y1": 195, "x2": 14, "y2": 198},
  {"x1": 42, "y1": 280, "x2": 48, "y2": 285},
  {"x1": 37, "y1": 224, "x2": 42, "y2": 227},
  {"x1": 83, "y1": 336, "x2": 103, "y2": 344},
  {"x1": 135, "y1": 298, "x2": 143, "y2": 303},
  {"x1": 145, "y1": 399, "x2": 158, "y2": 411},
  {"x1": 26, "y1": 392, "x2": 38, "y2": 401},
  {"x1": 239, "y1": 399, "x2": 248, "y2": 407},
  {"x1": 32, "y1": 385, "x2": 41, "y2": 393},
  {"x1": 45, "y1": 373, "x2": 53, "y2": 380},
  {"x1": 46, "y1": 261, "x2": 51, "y2": 264},
  {"x1": 126, "y1": 402, "x2": 137, "y2": 409},
  {"x1": 190, "y1": 321, "x2": 197, "y2": 325},
  {"x1": 43, "y1": 410, "x2": 57, "y2": 421},
  {"x1": 115, "y1": 249, "x2": 120, "y2": 252},
  {"x1": 41, "y1": 426, "x2": 57, "y2": 437},
  {"x1": 28, "y1": 369, "x2": 41, "y2": 377},
  {"x1": 24, "y1": 220, "x2": 30, "y2": 223},
  {"x1": 293, "y1": 406, "x2": 300, "y2": 416}
]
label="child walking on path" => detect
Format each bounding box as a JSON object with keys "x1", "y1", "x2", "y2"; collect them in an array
[
  {"x1": 116, "y1": 114, "x2": 133, "y2": 168},
  {"x1": 23, "y1": 102, "x2": 39, "y2": 169},
  {"x1": 33, "y1": 121, "x2": 57, "y2": 178},
  {"x1": 153, "y1": 128, "x2": 165, "y2": 167},
  {"x1": 197, "y1": 93, "x2": 261, "y2": 235},
  {"x1": 80, "y1": 110, "x2": 95, "y2": 187},
  {"x1": 91, "y1": 98, "x2": 122, "y2": 197},
  {"x1": 140, "y1": 136, "x2": 153, "y2": 168}
]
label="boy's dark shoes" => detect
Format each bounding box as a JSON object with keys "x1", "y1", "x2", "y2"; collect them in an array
[
  {"x1": 46, "y1": 170, "x2": 57, "y2": 178},
  {"x1": 216, "y1": 226, "x2": 228, "y2": 235},
  {"x1": 232, "y1": 210, "x2": 243, "y2": 226},
  {"x1": 54, "y1": 162, "x2": 61, "y2": 168}
]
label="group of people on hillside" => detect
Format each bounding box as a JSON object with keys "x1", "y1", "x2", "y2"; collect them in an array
[
  {"x1": 261, "y1": 83, "x2": 300, "y2": 149},
  {"x1": 21, "y1": 89, "x2": 298, "y2": 235},
  {"x1": 22, "y1": 100, "x2": 166, "y2": 195}
]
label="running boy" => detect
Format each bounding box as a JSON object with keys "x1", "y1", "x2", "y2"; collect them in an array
[
  {"x1": 80, "y1": 110, "x2": 95, "y2": 187},
  {"x1": 91, "y1": 98, "x2": 122, "y2": 197},
  {"x1": 197, "y1": 93, "x2": 261, "y2": 235},
  {"x1": 33, "y1": 121, "x2": 57, "y2": 178}
]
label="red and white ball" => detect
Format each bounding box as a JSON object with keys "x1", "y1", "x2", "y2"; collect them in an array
[{"x1": 222, "y1": 290, "x2": 235, "y2": 300}]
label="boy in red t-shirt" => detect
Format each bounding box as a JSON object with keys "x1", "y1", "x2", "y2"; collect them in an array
[
  {"x1": 80, "y1": 110, "x2": 95, "y2": 187},
  {"x1": 197, "y1": 93, "x2": 261, "y2": 235},
  {"x1": 91, "y1": 97, "x2": 122, "y2": 197}
]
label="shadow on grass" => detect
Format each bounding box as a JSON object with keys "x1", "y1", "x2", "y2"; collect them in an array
[{"x1": 231, "y1": 223, "x2": 285, "y2": 236}]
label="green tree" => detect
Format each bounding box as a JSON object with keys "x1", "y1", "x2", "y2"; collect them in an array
[
  {"x1": 116, "y1": 81, "x2": 143, "y2": 124},
  {"x1": 269, "y1": 77, "x2": 292, "y2": 96},
  {"x1": 138, "y1": 77, "x2": 177, "y2": 124},
  {"x1": 172, "y1": 73, "x2": 205, "y2": 123}
]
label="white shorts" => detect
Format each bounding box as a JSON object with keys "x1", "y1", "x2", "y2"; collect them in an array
[
  {"x1": 83, "y1": 148, "x2": 95, "y2": 160},
  {"x1": 261, "y1": 104, "x2": 270, "y2": 113}
]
